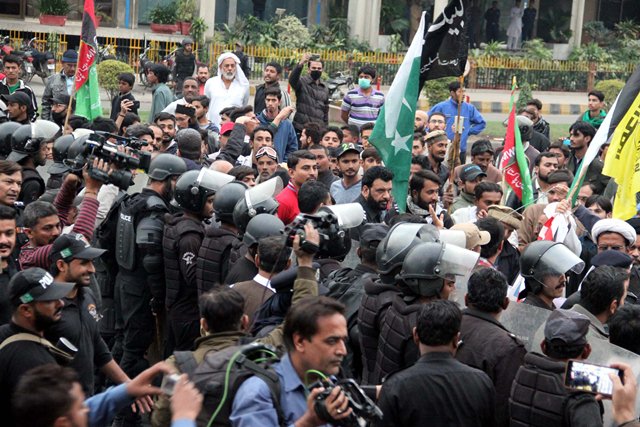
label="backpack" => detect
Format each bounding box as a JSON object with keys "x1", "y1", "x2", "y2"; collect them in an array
[{"x1": 174, "y1": 343, "x2": 286, "y2": 427}]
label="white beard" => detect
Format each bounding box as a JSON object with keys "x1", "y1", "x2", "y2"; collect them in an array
[{"x1": 223, "y1": 71, "x2": 236, "y2": 80}]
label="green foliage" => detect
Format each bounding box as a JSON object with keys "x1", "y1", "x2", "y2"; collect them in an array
[
  {"x1": 516, "y1": 81, "x2": 533, "y2": 111},
  {"x1": 594, "y1": 79, "x2": 625, "y2": 110},
  {"x1": 380, "y1": 0, "x2": 409, "y2": 35},
  {"x1": 479, "y1": 41, "x2": 507, "y2": 58},
  {"x1": 274, "y1": 15, "x2": 311, "y2": 49},
  {"x1": 147, "y1": 3, "x2": 176, "y2": 24},
  {"x1": 583, "y1": 21, "x2": 611, "y2": 46},
  {"x1": 614, "y1": 20, "x2": 640, "y2": 41},
  {"x1": 568, "y1": 42, "x2": 610, "y2": 62},
  {"x1": 176, "y1": 0, "x2": 196, "y2": 22},
  {"x1": 388, "y1": 34, "x2": 405, "y2": 53},
  {"x1": 47, "y1": 32, "x2": 61, "y2": 54},
  {"x1": 539, "y1": 9, "x2": 572, "y2": 43},
  {"x1": 423, "y1": 77, "x2": 458, "y2": 107},
  {"x1": 219, "y1": 15, "x2": 277, "y2": 47},
  {"x1": 97, "y1": 60, "x2": 134, "y2": 102},
  {"x1": 190, "y1": 17, "x2": 208, "y2": 45},
  {"x1": 522, "y1": 39, "x2": 553, "y2": 61},
  {"x1": 38, "y1": 0, "x2": 71, "y2": 15}
]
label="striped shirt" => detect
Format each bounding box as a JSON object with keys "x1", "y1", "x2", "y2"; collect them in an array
[{"x1": 341, "y1": 88, "x2": 385, "y2": 128}]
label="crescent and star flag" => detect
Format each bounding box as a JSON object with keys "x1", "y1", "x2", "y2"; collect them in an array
[
  {"x1": 498, "y1": 77, "x2": 533, "y2": 206},
  {"x1": 75, "y1": 0, "x2": 103, "y2": 120},
  {"x1": 370, "y1": 0, "x2": 468, "y2": 212},
  {"x1": 602, "y1": 66, "x2": 640, "y2": 220}
]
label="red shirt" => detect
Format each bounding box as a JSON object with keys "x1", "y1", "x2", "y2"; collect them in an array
[{"x1": 275, "y1": 181, "x2": 299, "y2": 225}]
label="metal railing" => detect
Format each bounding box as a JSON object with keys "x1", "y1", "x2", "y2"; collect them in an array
[{"x1": 0, "y1": 27, "x2": 636, "y2": 91}]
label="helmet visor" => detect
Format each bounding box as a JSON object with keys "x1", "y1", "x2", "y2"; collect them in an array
[
  {"x1": 386, "y1": 223, "x2": 439, "y2": 251},
  {"x1": 32, "y1": 119, "x2": 60, "y2": 141},
  {"x1": 537, "y1": 243, "x2": 585, "y2": 276},
  {"x1": 438, "y1": 229, "x2": 467, "y2": 249},
  {"x1": 196, "y1": 168, "x2": 234, "y2": 193},
  {"x1": 319, "y1": 203, "x2": 364, "y2": 229},
  {"x1": 437, "y1": 243, "x2": 480, "y2": 284},
  {"x1": 244, "y1": 177, "x2": 283, "y2": 211}
]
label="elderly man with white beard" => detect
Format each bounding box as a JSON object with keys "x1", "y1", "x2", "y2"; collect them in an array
[{"x1": 204, "y1": 53, "x2": 250, "y2": 129}]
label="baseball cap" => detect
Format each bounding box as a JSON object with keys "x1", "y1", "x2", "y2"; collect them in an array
[
  {"x1": 1, "y1": 91, "x2": 31, "y2": 107},
  {"x1": 50, "y1": 232, "x2": 106, "y2": 263},
  {"x1": 460, "y1": 164, "x2": 487, "y2": 182},
  {"x1": 255, "y1": 146, "x2": 278, "y2": 161},
  {"x1": 360, "y1": 223, "x2": 389, "y2": 248},
  {"x1": 471, "y1": 140, "x2": 495, "y2": 156},
  {"x1": 336, "y1": 143, "x2": 361, "y2": 158},
  {"x1": 544, "y1": 309, "x2": 590, "y2": 346},
  {"x1": 220, "y1": 122, "x2": 234, "y2": 136},
  {"x1": 51, "y1": 93, "x2": 71, "y2": 106},
  {"x1": 450, "y1": 223, "x2": 490, "y2": 250},
  {"x1": 9, "y1": 268, "x2": 74, "y2": 304}
]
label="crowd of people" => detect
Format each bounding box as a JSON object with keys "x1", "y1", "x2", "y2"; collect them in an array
[{"x1": 0, "y1": 41, "x2": 639, "y2": 427}]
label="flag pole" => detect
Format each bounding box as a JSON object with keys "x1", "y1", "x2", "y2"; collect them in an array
[
  {"x1": 447, "y1": 75, "x2": 465, "y2": 191},
  {"x1": 62, "y1": 47, "x2": 81, "y2": 132},
  {"x1": 500, "y1": 75, "x2": 517, "y2": 204}
]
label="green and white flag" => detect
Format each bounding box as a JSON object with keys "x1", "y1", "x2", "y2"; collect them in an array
[{"x1": 369, "y1": 13, "x2": 427, "y2": 212}]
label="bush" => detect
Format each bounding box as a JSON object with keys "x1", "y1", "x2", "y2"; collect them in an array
[
  {"x1": 516, "y1": 81, "x2": 533, "y2": 111},
  {"x1": 423, "y1": 77, "x2": 458, "y2": 106},
  {"x1": 522, "y1": 39, "x2": 553, "y2": 61},
  {"x1": 38, "y1": 0, "x2": 71, "y2": 15},
  {"x1": 147, "y1": 3, "x2": 176, "y2": 24},
  {"x1": 97, "y1": 60, "x2": 135, "y2": 102},
  {"x1": 594, "y1": 79, "x2": 625, "y2": 109},
  {"x1": 275, "y1": 15, "x2": 311, "y2": 49}
]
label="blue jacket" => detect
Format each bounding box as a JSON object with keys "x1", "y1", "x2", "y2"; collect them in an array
[
  {"x1": 257, "y1": 111, "x2": 298, "y2": 162},
  {"x1": 428, "y1": 98, "x2": 486, "y2": 152}
]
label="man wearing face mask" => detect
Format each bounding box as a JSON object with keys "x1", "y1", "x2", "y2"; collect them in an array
[
  {"x1": 289, "y1": 53, "x2": 329, "y2": 135},
  {"x1": 341, "y1": 65, "x2": 385, "y2": 128},
  {"x1": 204, "y1": 53, "x2": 250, "y2": 129},
  {"x1": 41, "y1": 50, "x2": 77, "y2": 121}
]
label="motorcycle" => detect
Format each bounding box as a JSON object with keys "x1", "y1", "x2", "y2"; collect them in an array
[
  {"x1": 138, "y1": 44, "x2": 152, "y2": 87},
  {"x1": 327, "y1": 71, "x2": 354, "y2": 102},
  {"x1": 96, "y1": 43, "x2": 117, "y2": 63},
  {"x1": 20, "y1": 37, "x2": 55, "y2": 84},
  {"x1": 0, "y1": 35, "x2": 14, "y2": 72}
]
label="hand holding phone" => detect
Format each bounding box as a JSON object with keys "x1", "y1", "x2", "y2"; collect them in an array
[{"x1": 565, "y1": 360, "x2": 623, "y2": 397}]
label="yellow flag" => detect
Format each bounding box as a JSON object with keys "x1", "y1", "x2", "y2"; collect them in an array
[{"x1": 602, "y1": 92, "x2": 640, "y2": 220}]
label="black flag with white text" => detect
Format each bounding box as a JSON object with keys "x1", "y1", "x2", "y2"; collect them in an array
[{"x1": 419, "y1": 0, "x2": 469, "y2": 88}]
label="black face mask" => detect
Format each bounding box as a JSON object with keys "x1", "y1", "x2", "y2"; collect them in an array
[{"x1": 310, "y1": 70, "x2": 322, "y2": 81}]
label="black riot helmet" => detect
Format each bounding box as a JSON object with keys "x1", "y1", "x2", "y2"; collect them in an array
[
  {"x1": 48, "y1": 134, "x2": 75, "y2": 175},
  {"x1": 398, "y1": 241, "x2": 479, "y2": 298},
  {"x1": 147, "y1": 153, "x2": 187, "y2": 181},
  {"x1": 8, "y1": 120, "x2": 60, "y2": 163},
  {"x1": 520, "y1": 240, "x2": 584, "y2": 295},
  {"x1": 214, "y1": 181, "x2": 248, "y2": 224},
  {"x1": 376, "y1": 222, "x2": 439, "y2": 277},
  {"x1": 243, "y1": 214, "x2": 285, "y2": 247},
  {"x1": 174, "y1": 168, "x2": 234, "y2": 213},
  {"x1": 0, "y1": 122, "x2": 21, "y2": 159},
  {"x1": 233, "y1": 177, "x2": 281, "y2": 234},
  {"x1": 502, "y1": 115, "x2": 534, "y2": 142}
]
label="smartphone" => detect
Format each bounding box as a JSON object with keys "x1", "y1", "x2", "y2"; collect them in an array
[
  {"x1": 160, "y1": 373, "x2": 181, "y2": 396},
  {"x1": 564, "y1": 360, "x2": 622, "y2": 397},
  {"x1": 131, "y1": 100, "x2": 140, "y2": 110}
]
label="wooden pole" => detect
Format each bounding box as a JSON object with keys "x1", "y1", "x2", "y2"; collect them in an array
[{"x1": 62, "y1": 44, "x2": 81, "y2": 133}]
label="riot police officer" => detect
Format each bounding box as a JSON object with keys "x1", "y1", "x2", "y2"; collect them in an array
[
  {"x1": 7, "y1": 120, "x2": 59, "y2": 204},
  {"x1": 520, "y1": 240, "x2": 585, "y2": 310},
  {"x1": 0, "y1": 121, "x2": 21, "y2": 160},
  {"x1": 196, "y1": 180, "x2": 246, "y2": 292},
  {"x1": 46, "y1": 134, "x2": 74, "y2": 190},
  {"x1": 163, "y1": 168, "x2": 232, "y2": 353},
  {"x1": 375, "y1": 241, "x2": 479, "y2": 381},
  {"x1": 113, "y1": 153, "x2": 186, "y2": 381},
  {"x1": 358, "y1": 222, "x2": 438, "y2": 384}
]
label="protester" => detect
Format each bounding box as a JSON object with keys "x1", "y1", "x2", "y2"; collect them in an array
[
  {"x1": 289, "y1": 53, "x2": 329, "y2": 134},
  {"x1": 205, "y1": 53, "x2": 250, "y2": 128}
]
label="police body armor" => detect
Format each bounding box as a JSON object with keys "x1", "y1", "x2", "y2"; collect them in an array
[
  {"x1": 509, "y1": 352, "x2": 578, "y2": 427},
  {"x1": 20, "y1": 167, "x2": 45, "y2": 200},
  {"x1": 115, "y1": 192, "x2": 166, "y2": 271},
  {"x1": 374, "y1": 294, "x2": 422, "y2": 382},
  {"x1": 358, "y1": 276, "x2": 401, "y2": 385},
  {"x1": 196, "y1": 226, "x2": 239, "y2": 294},
  {"x1": 163, "y1": 214, "x2": 204, "y2": 309}
]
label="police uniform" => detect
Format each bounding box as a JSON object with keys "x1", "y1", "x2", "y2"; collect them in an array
[
  {"x1": 456, "y1": 308, "x2": 526, "y2": 427},
  {"x1": 196, "y1": 225, "x2": 239, "y2": 291}
]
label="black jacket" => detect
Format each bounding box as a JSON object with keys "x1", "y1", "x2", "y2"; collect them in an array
[
  {"x1": 456, "y1": 308, "x2": 526, "y2": 427},
  {"x1": 374, "y1": 352, "x2": 496, "y2": 427},
  {"x1": 289, "y1": 63, "x2": 329, "y2": 131},
  {"x1": 109, "y1": 91, "x2": 138, "y2": 120}
]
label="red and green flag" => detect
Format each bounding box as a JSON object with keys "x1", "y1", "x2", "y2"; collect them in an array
[
  {"x1": 498, "y1": 77, "x2": 533, "y2": 206},
  {"x1": 75, "y1": 0, "x2": 102, "y2": 120}
]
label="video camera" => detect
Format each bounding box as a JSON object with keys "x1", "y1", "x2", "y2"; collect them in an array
[
  {"x1": 65, "y1": 131, "x2": 152, "y2": 191},
  {"x1": 284, "y1": 203, "x2": 364, "y2": 255},
  {"x1": 310, "y1": 378, "x2": 383, "y2": 426}
]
